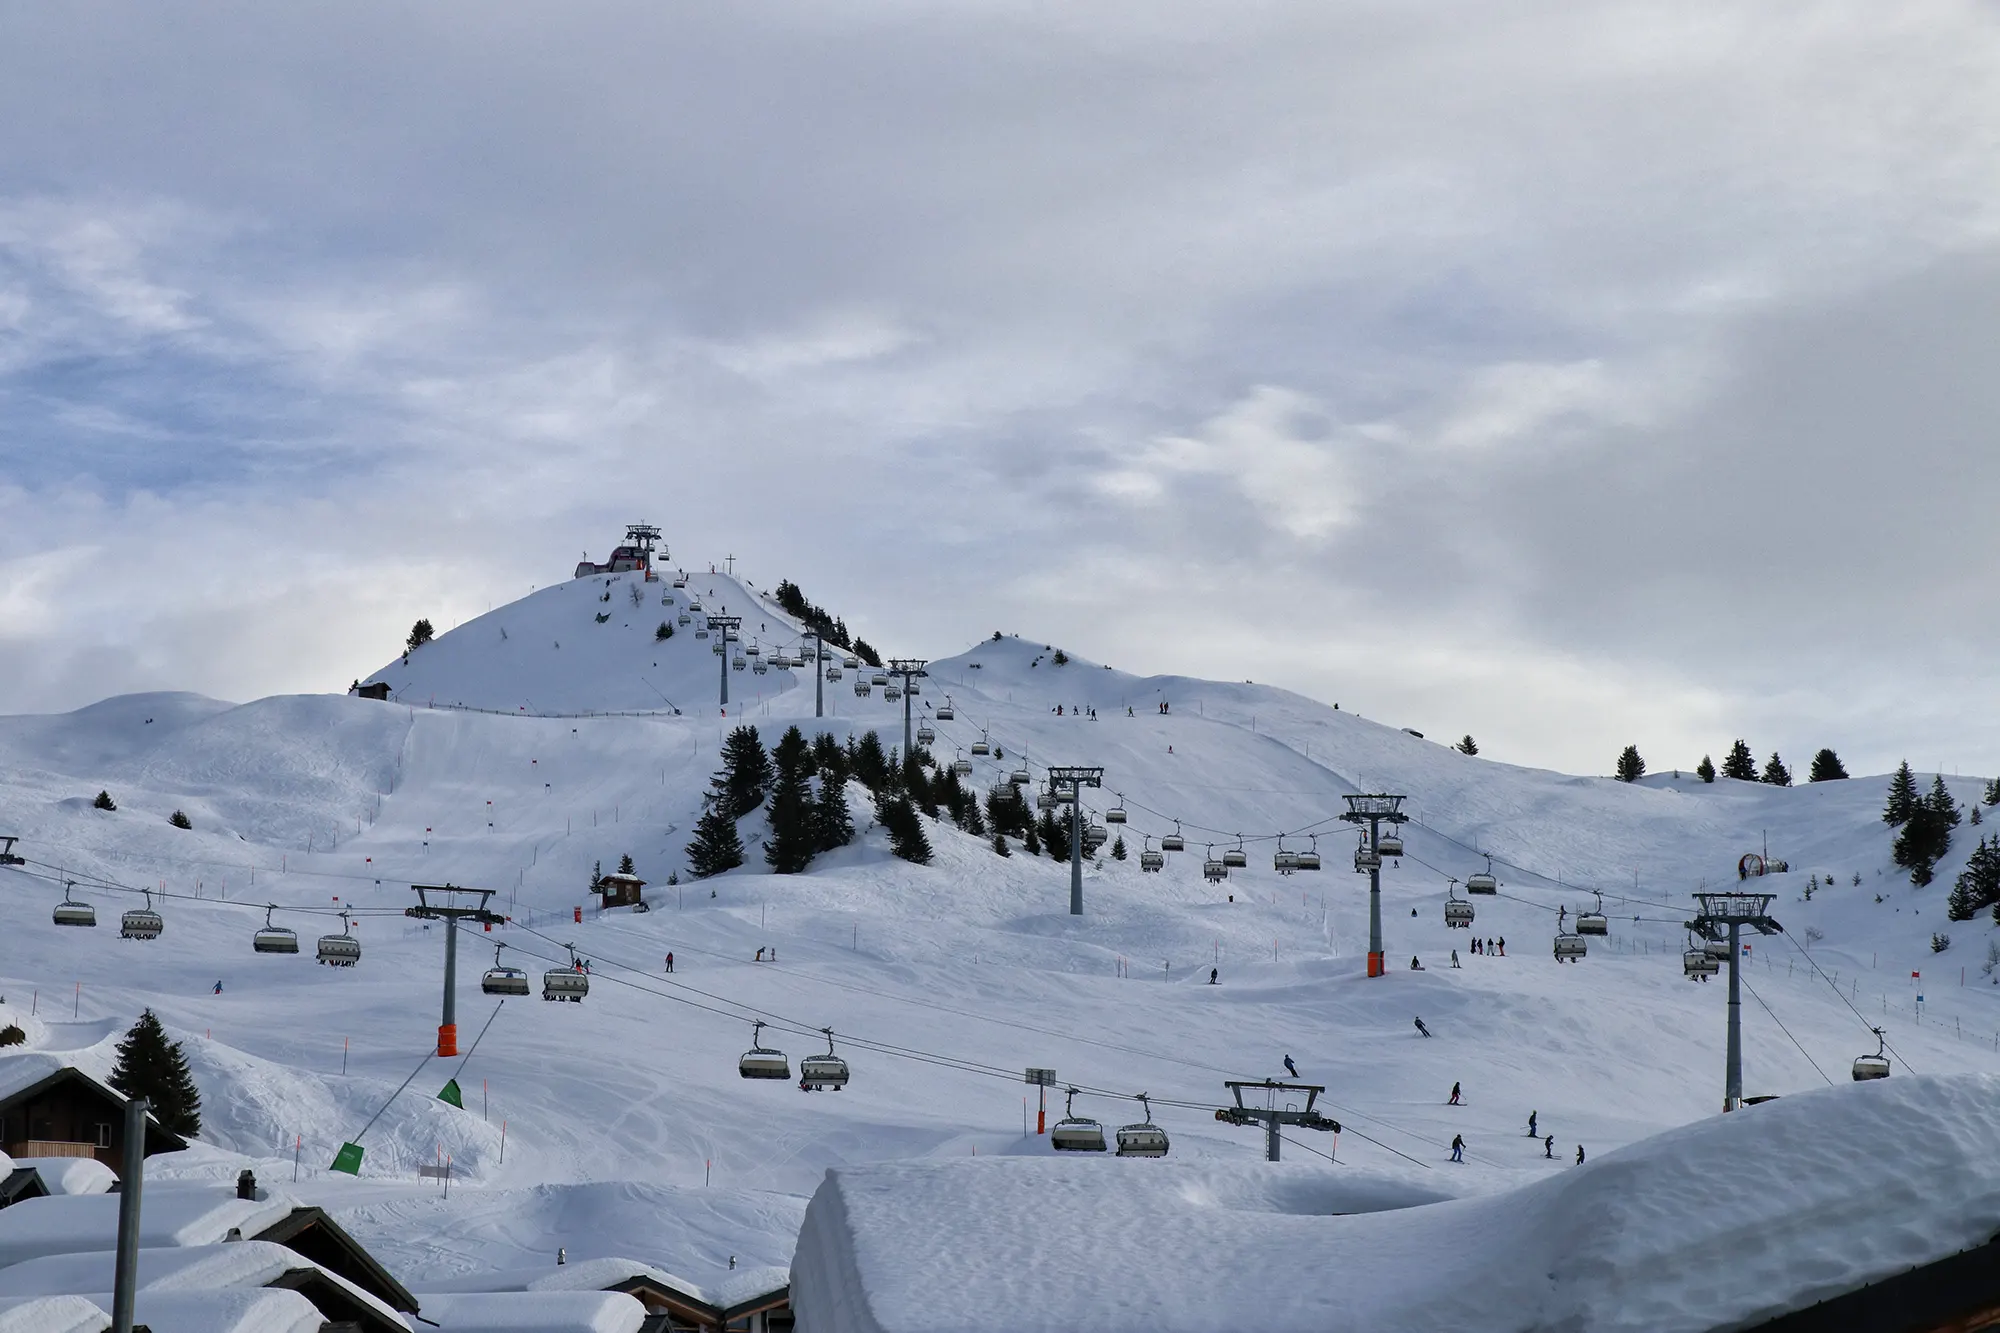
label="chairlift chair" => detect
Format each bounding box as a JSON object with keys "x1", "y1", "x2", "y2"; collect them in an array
[
  {"x1": 883, "y1": 684, "x2": 901, "y2": 701},
  {"x1": 1009, "y1": 768, "x2": 1031, "y2": 786},
  {"x1": 1140, "y1": 839, "x2": 1165, "y2": 872},
  {"x1": 1037, "y1": 791, "x2": 1058, "y2": 812},
  {"x1": 1050, "y1": 1088, "x2": 1107, "y2": 1152},
  {"x1": 1466, "y1": 856, "x2": 1498, "y2": 895},
  {"x1": 697, "y1": 628, "x2": 711, "y2": 640},
  {"x1": 1852, "y1": 1028, "x2": 1891, "y2": 1081},
  {"x1": 678, "y1": 613, "x2": 691, "y2": 626},
  {"x1": 316, "y1": 912, "x2": 361, "y2": 966},
  {"x1": 1162, "y1": 824, "x2": 1186, "y2": 853},
  {"x1": 673, "y1": 578, "x2": 686, "y2": 588},
  {"x1": 1203, "y1": 847, "x2": 1228, "y2": 882},
  {"x1": 1377, "y1": 831, "x2": 1404, "y2": 858},
  {"x1": 916, "y1": 724, "x2": 936, "y2": 745},
  {"x1": 1115, "y1": 1094, "x2": 1170, "y2": 1158},
  {"x1": 542, "y1": 945, "x2": 589, "y2": 1001},
  {"x1": 733, "y1": 655, "x2": 747, "y2": 671},
  {"x1": 53, "y1": 882, "x2": 97, "y2": 928},
  {"x1": 1084, "y1": 822, "x2": 1108, "y2": 850},
  {"x1": 844, "y1": 655, "x2": 861, "y2": 670},
  {"x1": 906, "y1": 681, "x2": 921, "y2": 696},
  {"x1": 739, "y1": 1021, "x2": 791, "y2": 1080},
  {"x1": 827, "y1": 666, "x2": 843, "y2": 681},
  {"x1": 746, "y1": 642, "x2": 760, "y2": 657},
  {"x1": 935, "y1": 699, "x2": 955, "y2": 721},
  {"x1": 1553, "y1": 932, "x2": 1587, "y2": 962},
  {"x1": 1295, "y1": 837, "x2": 1322, "y2": 871},
  {"x1": 970, "y1": 733, "x2": 991, "y2": 757},
  {"x1": 482, "y1": 944, "x2": 531, "y2": 996},
  {"x1": 1444, "y1": 882, "x2": 1474, "y2": 929},
  {"x1": 799, "y1": 1029, "x2": 850, "y2": 1091},
  {"x1": 1576, "y1": 891, "x2": 1609, "y2": 937},
  {"x1": 253, "y1": 904, "x2": 300, "y2": 954},
  {"x1": 753, "y1": 660, "x2": 769, "y2": 675},
  {"x1": 871, "y1": 672, "x2": 890, "y2": 687},
  {"x1": 1222, "y1": 841, "x2": 1247, "y2": 869},
  {"x1": 120, "y1": 889, "x2": 164, "y2": 940},
  {"x1": 1683, "y1": 947, "x2": 1718, "y2": 980},
  {"x1": 1703, "y1": 939, "x2": 1733, "y2": 961},
  {"x1": 1355, "y1": 837, "x2": 1381, "y2": 872},
  {"x1": 1105, "y1": 799, "x2": 1127, "y2": 825},
  {"x1": 854, "y1": 680, "x2": 872, "y2": 697},
  {"x1": 1274, "y1": 844, "x2": 1298, "y2": 873}
]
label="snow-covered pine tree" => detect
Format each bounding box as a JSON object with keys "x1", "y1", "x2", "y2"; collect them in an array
[
  {"x1": 875, "y1": 790, "x2": 931, "y2": 864},
  {"x1": 812, "y1": 732, "x2": 848, "y2": 783},
  {"x1": 1948, "y1": 837, "x2": 2000, "y2": 921},
  {"x1": 685, "y1": 797, "x2": 745, "y2": 878},
  {"x1": 992, "y1": 831, "x2": 1012, "y2": 857},
  {"x1": 1696, "y1": 755, "x2": 1716, "y2": 783},
  {"x1": 110, "y1": 1010, "x2": 202, "y2": 1137},
  {"x1": 1456, "y1": 736, "x2": 1478, "y2": 756},
  {"x1": 1614, "y1": 745, "x2": 1645, "y2": 783},
  {"x1": 617, "y1": 854, "x2": 635, "y2": 876},
  {"x1": 1807, "y1": 748, "x2": 1849, "y2": 782},
  {"x1": 1762, "y1": 753, "x2": 1792, "y2": 787},
  {"x1": 1885, "y1": 761, "x2": 1919, "y2": 826},
  {"x1": 1038, "y1": 809, "x2": 1071, "y2": 862},
  {"x1": 1931, "y1": 774, "x2": 1962, "y2": 829},
  {"x1": 848, "y1": 731, "x2": 891, "y2": 793},
  {"x1": 1985, "y1": 777, "x2": 2000, "y2": 807},
  {"x1": 93, "y1": 790, "x2": 116, "y2": 811},
  {"x1": 765, "y1": 726, "x2": 817, "y2": 874},
  {"x1": 721, "y1": 725, "x2": 772, "y2": 818},
  {"x1": 1721, "y1": 740, "x2": 1757, "y2": 781},
  {"x1": 1111, "y1": 835, "x2": 1127, "y2": 860}
]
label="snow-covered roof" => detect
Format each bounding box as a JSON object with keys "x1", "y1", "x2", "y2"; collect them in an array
[
  {"x1": 0, "y1": 1239, "x2": 407, "y2": 1328},
  {"x1": 420, "y1": 1254, "x2": 789, "y2": 1312},
  {"x1": 0, "y1": 1287, "x2": 326, "y2": 1333},
  {"x1": 793, "y1": 1074, "x2": 2000, "y2": 1333},
  {"x1": 0, "y1": 1293, "x2": 105, "y2": 1333},
  {"x1": 0, "y1": 1185, "x2": 295, "y2": 1269},
  {"x1": 416, "y1": 1290, "x2": 646, "y2": 1333},
  {"x1": 0, "y1": 1054, "x2": 187, "y2": 1153}
]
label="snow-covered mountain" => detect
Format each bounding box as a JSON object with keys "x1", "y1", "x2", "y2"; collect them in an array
[{"x1": 2, "y1": 556, "x2": 1995, "y2": 1308}]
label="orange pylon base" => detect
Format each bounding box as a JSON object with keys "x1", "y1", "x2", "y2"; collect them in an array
[
  {"x1": 1367, "y1": 952, "x2": 1385, "y2": 978},
  {"x1": 437, "y1": 1024, "x2": 459, "y2": 1057}
]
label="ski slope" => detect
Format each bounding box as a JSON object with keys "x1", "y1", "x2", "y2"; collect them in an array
[{"x1": 2, "y1": 563, "x2": 1997, "y2": 1307}]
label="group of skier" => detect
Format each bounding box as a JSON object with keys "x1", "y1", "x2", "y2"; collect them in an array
[{"x1": 1446, "y1": 1094, "x2": 1583, "y2": 1165}]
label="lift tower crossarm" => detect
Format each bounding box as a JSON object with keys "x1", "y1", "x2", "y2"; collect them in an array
[
  {"x1": 1341, "y1": 794, "x2": 1408, "y2": 979},
  {"x1": 1216, "y1": 1080, "x2": 1342, "y2": 1160},
  {"x1": 405, "y1": 884, "x2": 505, "y2": 1058},
  {"x1": 1047, "y1": 766, "x2": 1105, "y2": 916},
  {"x1": 1687, "y1": 891, "x2": 1782, "y2": 1113}
]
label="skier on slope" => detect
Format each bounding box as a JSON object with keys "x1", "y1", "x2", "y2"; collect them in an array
[
  {"x1": 1414, "y1": 1016, "x2": 1432, "y2": 1038},
  {"x1": 1283, "y1": 1055, "x2": 1300, "y2": 1079},
  {"x1": 212, "y1": 980, "x2": 222, "y2": 995},
  {"x1": 1450, "y1": 1134, "x2": 1465, "y2": 1163},
  {"x1": 1449, "y1": 1081, "x2": 1461, "y2": 1105},
  {"x1": 1528, "y1": 1110, "x2": 1538, "y2": 1137},
  {"x1": 1576, "y1": 1144, "x2": 1586, "y2": 1165},
  {"x1": 1545, "y1": 1135, "x2": 1555, "y2": 1159}
]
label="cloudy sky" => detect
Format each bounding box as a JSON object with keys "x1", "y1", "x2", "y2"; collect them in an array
[{"x1": 2, "y1": 1, "x2": 1997, "y2": 777}]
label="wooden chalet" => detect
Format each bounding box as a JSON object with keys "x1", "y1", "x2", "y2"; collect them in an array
[
  {"x1": 0, "y1": 1065, "x2": 187, "y2": 1177},
  {"x1": 595, "y1": 872, "x2": 647, "y2": 909}
]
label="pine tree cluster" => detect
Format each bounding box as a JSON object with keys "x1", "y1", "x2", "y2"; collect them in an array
[
  {"x1": 406, "y1": 618, "x2": 435, "y2": 651},
  {"x1": 1948, "y1": 836, "x2": 2000, "y2": 921},
  {"x1": 1888, "y1": 764, "x2": 1960, "y2": 886},
  {"x1": 852, "y1": 638, "x2": 883, "y2": 668},
  {"x1": 772, "y1": 580, "x2": 856, "y2": 652},
  {"x1": 109, "y1": 1010, "x2": 202, "y2": 1137}
]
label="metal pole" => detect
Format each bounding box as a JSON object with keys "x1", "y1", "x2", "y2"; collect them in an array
[
  {"x1": 1724, "y1": 920, "x2": 1742, "y2": 1112},
  {"x1": 1265, "y1": 1115, "x2": 1282, "y2": 1162},
  {"x1": 1070, "y1": 787, "x2": 1084, "y2": 916},
  {"x1": 112, "y1": 1096, "x2": 149, "y2": 1333},
  {"x1": 719, "y1": 635, "x2": 729, "y2": 708},
  {"x1": 813, "y1": 633, "x2": 823, "y2": 719},
  {"x1": 440, "y1": 916, "x2": 459, "y2": 1057},
  {"x1": 902, "y1": 674, "x2": 913, "y2": 760},
  {"x1": 1366, "y1": 816, "x2": 1384, "y2": 978}
]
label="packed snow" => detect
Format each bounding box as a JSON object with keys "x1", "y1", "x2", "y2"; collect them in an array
[{"x1": 2, "y1": 558, "x2": 1998, "y2": 1323}]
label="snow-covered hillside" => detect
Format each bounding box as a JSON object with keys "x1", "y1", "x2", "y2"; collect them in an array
[{"x1": 3, "y1": 567, "x2": 1997, "y2": 1303}]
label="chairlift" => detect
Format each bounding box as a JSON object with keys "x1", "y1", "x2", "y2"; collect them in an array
[
  {"x1": 1553, "y1": 931, "x2": 1587, "y2": 962},
  {"x1": 1037, "y1": 790, "x2": 1058, "y2": 812},
  {"x1": 1116, "y1": 1094, "x2": 1170, "y2": 1158},
  {"x1": 953, "y1": 757, "x2": 973, "y2": 777},
  {"x1": 1140, "y1": 838, "x2": 1165, "y2": 873},
  {"x1": 753, "y1": 660, "x2": 769, "y2": 676},
  {"x1": 1222, "y1": 841, "x2": 1247, "y2": 869},
  {"x1": 827, "y1": 665, "x2": 843, "y2": 681},
  {"x1": 1084, "y1": 822, "x2": 1108, "y2": 850},
  {"x1": 254, "y1": 904, "x2": 300, "y2": 954},
  {"x1": 1466, "y1": 856, "x2": 1498, "y2": 895},
  {"x1": 673, "y1": 578, "x2": 686, "y2": 588},
  {"x1": 697, "y1": 628, "x2": 711, "y2": 640},
  {"x1": 1162, "y1": 823, "x2": 1186, "y2": 853},
  {"x1": 871, "y1": 672, "x2": 890, "y2": 687},
  {"x1": 854, "y1": 680, "x2": 872, "y2": 697},
  {"x1": 1851, "y1": 1028, "x2": 1891, "y2": 1081},
  {"x1": 1377, "y1": 831, "x2": 1404, "y2": 858},
  {"x1": 936, "y1": 699, "x2": 956, "y2": 721},
  {"x1": 1576, "y1": 890, "x2": 1609, "y2": 937},
  {"x1": 1682, "y1": 944, "x2": 1718, "y2": 980},
  {"x1": 739, "y1": 1021, "x2": 791, "y2": 1080},
  {"x1": 1050, "y1": 1088, "x2": 1107, "y2": 1152},
  {"x1": 316, "y1": 911, "x2": 361, "y2": 966},
  {"x1": 1009, "y1": 768, "x2": 1031, "y2": 786},
  {"x1": 799, "y1": 1029, "x2": 850, "y2": 1091},
  {"x1": 906, "y1": 681, "x2": 921, "y2": 696},
  {"x1": 1703, "y1": 939, "x2": 1733, "y2": 961},
  {"x1": 1203, "y1": 846, "x2": 1228, "y2": 882},
  {"x1": 543, "y1": 945, "x2": 589, "y2": 1001},
  {"x1": 1444, "y1": 881, "x2": 1474, "y2": 929},
  {"x1": 120, "y1": 889, "x2": 163, "y2": 940},
  {"x1": 917, "y1": 724, "x2": 936, "y2": 745},
  {"x1": 884, "y1": 684, "x2": 901, "y2": 701},
  {"x1": 746, "y1": 642, "x2": 760, "y2": 657},
  {"x1": 970, "y1": 732, "x2": 991, "y2": 757},
  {"x1": 844, "y1": 655, "x2": 861, "y2": 670},
  {"x1": 53, "y1": 881, "x2": 97, "y2": 928},
  {"x1": 482, "y1": 943, "x2": 531, "y2": 996},
  {"x1": 1354, "y1": 836, "x2": 1381, "y2": 872},
  {"x1": 678, "y1": 613, "x2": 691, "y2": 626},
  {"x1": 1105, "y1": 798, "x2": 1127, "y2": 825},
  {"x1": 1295, "y1": 836, "x2": 1322, "y2": 872},
  {"x1": 733, "y1": 655, "x2": 747, "y2": 671}
]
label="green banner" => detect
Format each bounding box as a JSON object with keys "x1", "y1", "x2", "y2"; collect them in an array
[
  {"x1": 437, "y1": 1079, "x2": 463, "y2": 1109},
  {"x1": 330, "y1": 1142, "x2": 365, "y2": 1175}
]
